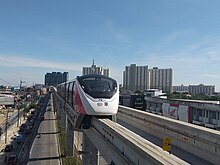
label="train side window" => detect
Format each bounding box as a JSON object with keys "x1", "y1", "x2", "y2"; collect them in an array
[
  {"x1": 68, "y1": 82, "x2": 73, "y2": 105},
  {"x1": 198, "y1": 110, "x2": 202, "y2": 116},
  {"x1": 72, "y1": 81, "x2": 75, "y2": 107},
  {"x1": 66, "y1": 83, "x2": 69, "y2": 102},
  {"x1": 212, "y1": 111, "x2": 216, "y2": 119},
  {"x1": 66, "y1": 83, "x2": 69, "y2": 103},
  {"x1": 64, "y1": 84, "x2": 66, "y2": 100},
  {"x1": 72, "y1": 81, "x2": 75, "y2": 94},
  {"x1": 63, "y1": 85, "x2": 65, "y2": 98},
  {"x1": 62, "y1": 85, "x2": 65, "y2": 99},
  {"x1": 57, "y1": 86, "x2": 59, "y2": 94}
]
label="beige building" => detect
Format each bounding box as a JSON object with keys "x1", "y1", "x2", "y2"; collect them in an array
[
  {"x1": 123, "y1": 65, "x2": 173, "y2": 93},
  {"x1": 82, "y1": 60, "x2": 110, "y2": 77},
  {"x1": 149, "y1": 67, "x2": 173, "y2": 93},
  {"x1": 189, "y1": 84, "x2": 215, "y2": 95},
  {"x1": 123, "y1": 64, "x2": 150, "y2": 92},
  {"x1": 173, "y1": 85, "x2": 189, "y2": 92}
]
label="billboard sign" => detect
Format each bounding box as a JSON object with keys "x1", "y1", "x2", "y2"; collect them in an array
[{"x1": 162, "y1": 103, "x2": 189, "y2": 122}]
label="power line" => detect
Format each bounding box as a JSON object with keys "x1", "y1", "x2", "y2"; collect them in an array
[{"x1": 0, "y1": 78, "x2": 15, "y2": 85}]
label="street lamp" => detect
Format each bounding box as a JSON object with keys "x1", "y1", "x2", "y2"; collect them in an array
[{"x1": 4, "y1": 107, "x2": 10, "y2": 143}]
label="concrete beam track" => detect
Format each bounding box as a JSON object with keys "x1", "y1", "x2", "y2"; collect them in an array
[
  {"x1": 118, "y1": 105, "x2": 220, "y2": 165},
  {"x1": 85, "y1": 117, "x2": 188, "y2": 165}
]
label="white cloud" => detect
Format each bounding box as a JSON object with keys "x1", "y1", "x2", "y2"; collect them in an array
[
  {"x1": 201, "y1": 74, "x2": 219, "y2": 79},
  {"x1": 159, "y1": 30, "x2": 193, "y2": 46},
  {"x1": 104, "y1": 20, "x2": 129, "y2": 44},
  {"x1": 0, "y1": 55, "x2": 82, "y2": 72}
]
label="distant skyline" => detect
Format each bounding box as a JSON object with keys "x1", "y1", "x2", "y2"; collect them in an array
[{"x1": 0, "y1": 0, "x2": 220, "y2": 91}]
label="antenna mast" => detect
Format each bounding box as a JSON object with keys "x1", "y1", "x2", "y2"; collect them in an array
[{"x1": 19, "y1": 78, "x2": 26, "y2": 90}]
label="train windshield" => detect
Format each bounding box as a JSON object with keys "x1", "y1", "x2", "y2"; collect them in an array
[{"x1": 78, "y1": 75, "x2": 117, "y2": 99}]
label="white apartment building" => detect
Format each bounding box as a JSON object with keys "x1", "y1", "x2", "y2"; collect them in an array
[
  {"x1": 189, "y1": 84, "x2": 215, "y2": 95},
  {"x1": 82, "y1": 60, "x2": 110, "y2": 77},
  {"x1": 149, "y1": 67, "x2": 173, "y2": 93},
  {"x1": 123, "y1": 65, "x2": 173, "y2": 93},
  {"x1": 173, "y1": 85, "x2": 189, "y2": 92},
  {"x1": 123, "y1": 64, "x2": 150, "y2": 92}
]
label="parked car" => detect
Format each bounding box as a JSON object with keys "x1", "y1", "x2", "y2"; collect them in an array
[
  {"x1": 11, "y1": 134, "x2": 17, "y2": 140},
  {"x1": 4, "y1": 144, "x2": 13, "y2": 152},
  {"x1": 24, "y1": 128, "x2": 32, "y2": 134},
  {"x1": 15, "y1": 134, "x2": 24, "y2": 144},
  {"x1": 36, "y1": 133, "x2": 41, "y2": 138},
  {"x1": 47, "y1": 107, "x2": 52, "y2": 111},
  {"x1": 40, "y1": 116, "x2": 45, "y2": 121},
  {"x1": 20, "y1": 124, "x2": 26, "y2": 129},
  {"x1": 5, "y1": 154, "x2": 18, "y2": 165},
  {"x1": 27, "y1": 123, "x2": 34, "y2": 129}
]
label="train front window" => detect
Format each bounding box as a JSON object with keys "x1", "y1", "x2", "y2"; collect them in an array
[{"x1": 78, "y1": 75, "x2": 117, "y2": 99}]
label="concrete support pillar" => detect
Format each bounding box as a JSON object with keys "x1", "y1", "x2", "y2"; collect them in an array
[
  {"x1": 74, "y1": 131, "x2": 83, "y2": 156},
  {"x1": 82, "y1": 133, "x2": 98, "y2": 165},
  {"x1": 112, "y1": 115, "x2": 117, "y2": 123},
  {"x1": 65, "y1": 116, "x2": 74, "y2": 156},
  {"x1": 60, "y1": 104, "x2": 66, "y2": 131}
]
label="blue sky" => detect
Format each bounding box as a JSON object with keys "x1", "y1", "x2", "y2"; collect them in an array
[{"x1": 0, "y1": 0, "x2": 220, "y2": 91}]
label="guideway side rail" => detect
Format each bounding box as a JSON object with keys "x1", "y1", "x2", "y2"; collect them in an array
[
  {"x1": 53, "y1": 89, "x2": 187, "y2": 164},
  {"x1": 118, "y1": 105, "x2": 220, "y2": 165},
  {"x1": 84, "y1": 118, "x2": 188, "y2": 165}
]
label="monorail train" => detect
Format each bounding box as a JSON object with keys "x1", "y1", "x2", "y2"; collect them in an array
[{"x1": 56, "y1": 74, "x2": 119, "y2": 129}]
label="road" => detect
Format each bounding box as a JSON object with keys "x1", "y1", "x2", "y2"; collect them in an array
[
  {"x1": 0, "y1": 115, "x2": 26, "y2": 165},
  {"x1": 27, "y1": 103, "x2": 60, "y2": 165}
]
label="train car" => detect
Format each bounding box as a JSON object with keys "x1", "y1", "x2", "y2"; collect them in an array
[{"x1": 57, "y1": 74, "x2": 119, "y2": 129}]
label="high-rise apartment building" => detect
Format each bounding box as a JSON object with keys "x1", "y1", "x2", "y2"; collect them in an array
[
  {"x1": 82, "y1": 60, "x2": 110, "y2": 77},
  {"x1": 189, "y1": 84, "x2": 215, "y2": 95},
  {"x1": 123, "y1": 65, "x2": 173, "y2": 93},
  {"x1": 123, "y1": 64, "x2": 150, "y2": 92},
  {"x1": 173, "y1": 85, "x2": 189, "y2": 92},
  {"x1": 44, "y1": 72, "x2": 68, "y2": 86},
  {"x1": 149, "y1": 67, "x2": 173, "y2": 93}
]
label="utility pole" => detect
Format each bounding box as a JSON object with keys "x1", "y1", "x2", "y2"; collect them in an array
[
  {"x1": 17, "y1": 104, "x2": 20, "y2": 127},
  {"x1": 18, "y1": 78, "x2": 25, "y2": 127},
  {"x1": 5, "y1": 108, "x2": 9, "y2": 143}
]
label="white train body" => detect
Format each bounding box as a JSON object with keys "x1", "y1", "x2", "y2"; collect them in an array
[{"x1": 57, "y1": 74, "x2": 119, "y2": 129}]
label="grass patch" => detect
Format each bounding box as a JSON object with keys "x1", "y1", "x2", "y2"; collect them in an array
[{"x1": 56, "y1": 113, "x2": 78, "y2": 165}]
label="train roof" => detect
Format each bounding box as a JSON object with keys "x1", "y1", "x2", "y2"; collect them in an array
[
  {"x1": 57, "y1": 74, "x2": 117, "y2": 87},
  {"x1": 77, "y1": 74, "x2": 116, "y2": 81}
]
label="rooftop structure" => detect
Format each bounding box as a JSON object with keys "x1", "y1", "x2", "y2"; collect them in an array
[
  {"x1": 45, "y1": 72, "x2": 68, "y2": 86},
  {"x1": 82, "y1": 60, "x2": 110, "y2": 77}
]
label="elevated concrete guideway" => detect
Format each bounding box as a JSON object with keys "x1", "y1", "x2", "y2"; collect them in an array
[
  {"x1": 118, "y1": 105, "x2": 220, "y2": 165},
  {"x1": 84, "y1": 118, "x2": 188, "y2": 165},
  {"x1": 53, "y1": 91, "x2": 189, "y2": 164},
  {"x1": 52, "y1": 89, "x2": 220, "y2": 165}
]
